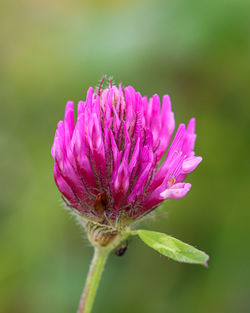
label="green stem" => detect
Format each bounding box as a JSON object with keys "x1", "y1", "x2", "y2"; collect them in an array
[{"x1": 77, "y1": 247, "x2": 109, "y2": 313}]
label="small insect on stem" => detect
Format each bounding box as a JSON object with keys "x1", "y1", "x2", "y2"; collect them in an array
[{"x1": 115, "y1": 241, "x2": 129, "y2": 256}]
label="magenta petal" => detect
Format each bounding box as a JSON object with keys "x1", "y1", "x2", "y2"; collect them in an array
[
  {"x1": 110, "y1": 130, "x2": 119, "y2": 165},
  {"x1": 182, "y1": 118, "x2": 197, "y2": 155},
  {"x1": 64, "y1": 101, "x2": 75, "y2": 147},
  {"x1": 113, "y1": 162, "x2": 130, "y2": 195},
  {"x1": 160, "y1": 183, "x2": 192, "y2": 199},
  {"x1": 182, "y1": 156, "x2": 202, "y2": 173},
  {"x1": 127, "y1": 163, "x2": 152, "y2": 203},
  {"x1": 54, "y1": 164, "x2": 78, "y2": 205},
  {"x1": 86, "y1": 87, "x2": 93, "y2": 107},
  {"x1": 187, "y1": 117, "x2": 196, "y2": 134},
  {"x1": 90, "y1": 114, "x2": 103, "y2": 152},
  {"x1": 128, "y1": 137, "x2": 141, "y2": 174}
]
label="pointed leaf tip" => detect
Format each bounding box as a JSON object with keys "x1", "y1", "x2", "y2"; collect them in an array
[{"x1": 136, "y1": 230, "x2": 209, "y2": 266}]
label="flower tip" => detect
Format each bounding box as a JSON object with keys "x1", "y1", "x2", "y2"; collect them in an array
[
  {"x1": 178, "y1": 123, "x2": 186, "y2": 132},
  {"x1": 160, "y1": 183, "x2": 192, "y2": 200},
  {"x1": 182, "y1": 156, "x2": 202, "y2": 173},
  {"x1": 162, "y1": 94, "x2": 172, "y2": 110},
  {"x1": 65, "y1": 101, "x2": 74, "y2": 113},
  {"x1": 196, "y1": 156, "x2": 203, "y2": 166},
  {"x1": 187, "y1": 118, "x2": 196, "y2": 133}
]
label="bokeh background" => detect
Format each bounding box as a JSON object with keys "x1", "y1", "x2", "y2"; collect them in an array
[{"x1": 1, "y1": 0, "x2": 250, "y2": 312}]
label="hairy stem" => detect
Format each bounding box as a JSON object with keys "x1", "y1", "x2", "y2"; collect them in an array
[{"x1": 77, "y1": 247, "x2": 109, "y2": 313}]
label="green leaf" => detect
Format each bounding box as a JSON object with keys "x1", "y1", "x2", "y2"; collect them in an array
[{"x1": 135, "y1": 229, "x2": 209, "y2": 266}]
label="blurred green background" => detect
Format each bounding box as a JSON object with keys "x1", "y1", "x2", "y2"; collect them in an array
[{"x1": 1, "y1": 0, "x2": 250, "y2": 312}]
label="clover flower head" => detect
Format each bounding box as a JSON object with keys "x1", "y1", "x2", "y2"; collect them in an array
[{"x1": 51, "y1": 78, "x2": 202, "y2": 230}]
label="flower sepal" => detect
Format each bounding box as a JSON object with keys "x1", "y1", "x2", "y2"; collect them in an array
[{"x1": 79, "y1": 218, "x2": 130, "y2": 252}]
